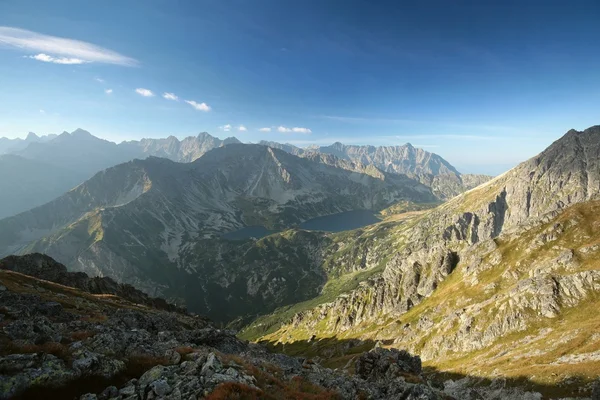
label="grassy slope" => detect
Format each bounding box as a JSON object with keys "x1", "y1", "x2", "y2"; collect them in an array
[{"x1": 254, "y1": 200, "x2": 600, "y2": 397}]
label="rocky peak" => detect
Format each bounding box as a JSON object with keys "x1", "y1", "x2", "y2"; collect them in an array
[{"x1": 25, "y1": 132, "x2": 39, "y2": 141}]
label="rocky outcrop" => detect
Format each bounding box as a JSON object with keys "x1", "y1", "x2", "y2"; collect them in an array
[
  {"x1": 0, "y1": 257, "x2": 449, "y2": 400},
  {"x1": 249, "y1": 126, "x2": 600, "y2": 375},
  {"x1": 0, "y1": 253, "x2": 183, "y2": 312}
]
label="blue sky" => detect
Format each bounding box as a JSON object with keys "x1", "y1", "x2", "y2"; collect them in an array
[{"x1": 1, "y1": 0, "x2": 599, "y2": 175}]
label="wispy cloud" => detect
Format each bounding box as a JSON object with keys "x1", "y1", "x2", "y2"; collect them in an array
[
  {"x1": 0, "y1": 26, "x2": 138, "y2": 66},
  {"x1": 95, "y1": 77, "x2": 105, "y2": 83},
  {"x1": 105, "y1": 89, "x2": 113, "y2": 95},
  {"x1": 135, "y1": 88, "x2": 154, "y2": 97},
  {"x1": 28, "y1": 53, "x2": 86, "y2": 64},
  {"x1": 163, "y1": 92, "x2": 178, "y2": 101},
  {"x1": 185, "y1": 100, "x2": 211, "y2": 112},
  {"x1": 220, "y1": 124, "x2": 232, "y2": 132},
  {"x1": 259, "y1": 127, "x2": 271, "y2": 132},
  {"x1": 39, "y1": 109, "x2": 45, "y2": 114},
  {"x1": 277, "y1": 126, "x2": 312, "y2": 134},
  {"x1": 238, "y1": 125, "x2": 247, "y2": 132}
]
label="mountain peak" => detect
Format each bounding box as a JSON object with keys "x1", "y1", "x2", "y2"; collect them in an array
[
  {"x1": 197, "y1": 131, "x2": 215, "y2": 140},
  {"x1": 71, "y1": 128, "x2": 93, "y2": 137},
  {"x1": 25, "y1": 132, "x2": 39, "y2": 141}
]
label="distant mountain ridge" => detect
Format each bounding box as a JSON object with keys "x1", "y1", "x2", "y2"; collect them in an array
[
  {"x1": 259, "y1": 140, "x2": 491, "y2": 199},
  {"x1": 0, "y1": 130, "x2": 242, "y2": 218},
  {"x1": 0, "y1": 132, "x2": 57, "y2": 154},
  {"x1": 1, "y1": 129, "x2": 489, "y2": 220}
]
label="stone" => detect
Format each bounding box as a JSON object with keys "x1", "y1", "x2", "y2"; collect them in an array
[
  {"x1": 165, "y1": 348, "x2": 182, "y2": 365},
  {"x1": 150, "y1": 378, "x2": 172, "y2": 396},
  {"x1": 200, "y1": 352, "x2": 222, "y2": 378}
]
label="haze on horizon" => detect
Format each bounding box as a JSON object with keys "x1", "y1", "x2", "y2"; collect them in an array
[{"x1": 1, "y1": 0, "x2": 599, "y2": 175}]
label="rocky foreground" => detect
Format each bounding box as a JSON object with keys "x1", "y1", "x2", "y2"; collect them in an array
[
  {"x1": 0, "y1": 253, "x2": 447, "y2": 400},
  {"x1": 1, "y1": 254, "x2": 577, "y2": 399}
]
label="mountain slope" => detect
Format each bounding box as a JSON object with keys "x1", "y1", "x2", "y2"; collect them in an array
[
  {"x1": 0, "y1": 253, "x2": 462, "y2": 400},
  {"x1": 0, "y1": 144, "x2": 436, "y2": 322},
  {"x1": 260, "y1": 140, "x2": 492, "y2": 199},
  {"x1": 0, "y1": 130, "x2": 241, "y2": 220},
  {"x1": 242, "y1": 126, "x2": 600, "y2": 395}
]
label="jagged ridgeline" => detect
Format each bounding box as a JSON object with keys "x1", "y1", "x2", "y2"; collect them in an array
[
  {"x1": 0, "y1": 143, "x2": 440, "y2": 323},
  {"x1": 242, "y1": 126, "x2": 600, "y2": 397}
]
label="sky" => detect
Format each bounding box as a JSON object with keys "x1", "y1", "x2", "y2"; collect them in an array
[{"x1": 0, "y1": 0, "x2": 599, "y2": 175}]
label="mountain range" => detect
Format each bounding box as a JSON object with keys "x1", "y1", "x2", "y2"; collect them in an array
[
  {"x1": 260, "y1": 140, "x2": 491, "y2": 199},
  {"x1": 0, "y1": 132, "x2": 57, "y2": 154},
  {"x1": 240, "y1": 125, "x2": 600, "y2": 396},
  {"x1": 0, "y1": 130, "x2": 479, "y2": 219},
  {"x1": 1, "y1": 126, "x2": 599, "y2": 397},
  {"x1": 0, "y1": 143, "x2": 438, "y2": 322}
]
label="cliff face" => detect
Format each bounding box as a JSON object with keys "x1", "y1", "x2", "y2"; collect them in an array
[{"x1": 244, "y1": 127, "x2": 600, "y2": 395}]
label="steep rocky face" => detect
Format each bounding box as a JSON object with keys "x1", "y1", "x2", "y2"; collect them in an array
[
  {"x1": 260, "y1": 141, "x2": 492, "y2": 199},
  {"x1": 0, "y1": 144, "x2": 436, "y2": 322},
  {"x1": 244, "y1": 126, "x2": 600, "y2": 396},
  {"x1": 0, "y1": 255, "x2": 457, "y2": 400}
]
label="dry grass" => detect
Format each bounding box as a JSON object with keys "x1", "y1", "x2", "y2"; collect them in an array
[{"x1": 0, "y1": 340, "x2": 71, "y2": 361}]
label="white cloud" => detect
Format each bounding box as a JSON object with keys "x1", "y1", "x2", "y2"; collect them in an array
[
  {"x1": 95, "y1": 77, "x2": 105, "y2": 83},
  {"x1": 185, "y1": 100, "x2": 211, "y2": 112},
  {"x1": 135, "y1": 88, "x2": 154, "y2": 97},
  {"x1": 28, "y1": 53, "x2": 87, "y2": 64},
  {"x1": 0, "y1": 26, "x2": 138, "y2": 66},
  {"x1": 259, "y1": 127, "x2": 271, "y2": 132},
  {"x1": 277, "y1": 126, "x2": 311, "y2": 134},
  {"x1": 292, "y1": 127, "x2": 312, "y2": 134},
  {"x1": 220, "y1": 124, "x2": 232, "y2": 132},
  {"x1": 238, "y1": 125, "x2": 247, "y2": 132},
  {"x1": 163, "y1": 92, "x2": 178, "y2": 101},
  {"x1": 105, "y1": 89, "x2": 113, "y2": 94},
  {"x1": 39, "y1": 109, "x2": 45, "y2": 114}
]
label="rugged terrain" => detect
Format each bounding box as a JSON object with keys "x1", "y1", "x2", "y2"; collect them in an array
[
  {"x1": 241, "y1": 126, "x2": 600, "y2": 398},
  {"x1": 260, "y1": 140, "x2": 491, "y2": 199},
  {"x1": 0, "y1": 130, "x2": 240, "y2": 218},
  {"x1": 0, "y1": 144, "x2": 435, "y2": 322},
  {"x1": 1, "y1": 129, "x2": 485, "y2": 219},
  {"x1": 0, "y1": 253, "x2": 462, "y2": 400}
]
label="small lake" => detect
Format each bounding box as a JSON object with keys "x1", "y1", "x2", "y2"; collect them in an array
[
  {"x1": 299, "y1": 210, "x2": 380, "y2": 232},
  {"x1": 222, "y1": 210, "x2": 380, "y2": 240}
]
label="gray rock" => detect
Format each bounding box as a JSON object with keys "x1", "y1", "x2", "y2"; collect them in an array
[{"x1": 165, "y1": 348, "x2": 181, "y2": 365}]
